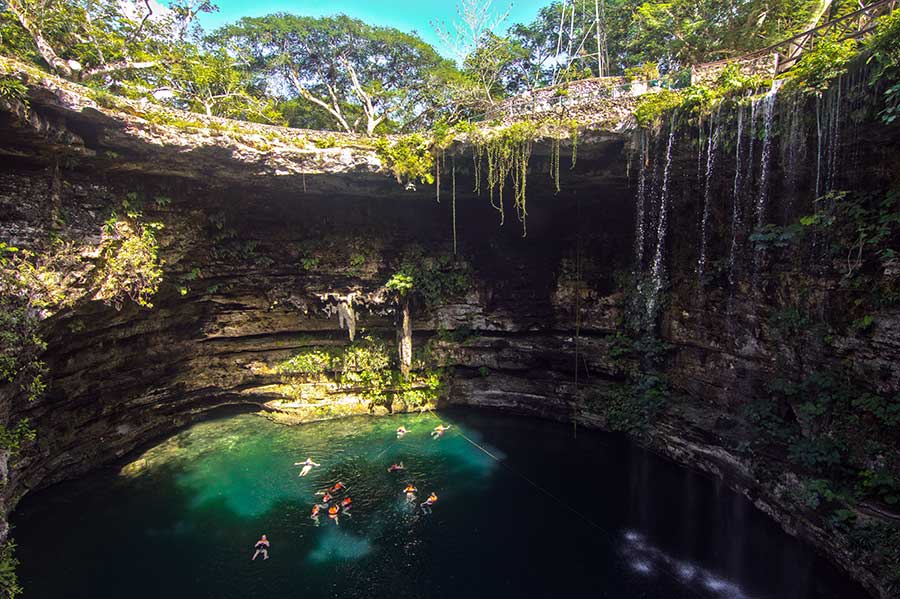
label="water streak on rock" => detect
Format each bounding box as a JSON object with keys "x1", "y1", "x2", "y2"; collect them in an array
[
  {"x1": 646, "y1": 121, "x2": 676, "y2": 321},
  {"x1": 698, "y1": 108, "x2": 721, "y2": 285}
]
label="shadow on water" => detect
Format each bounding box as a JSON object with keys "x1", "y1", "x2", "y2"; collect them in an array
[{"x1": 13, "y1": 408, "x2": 868, "y2": 599}]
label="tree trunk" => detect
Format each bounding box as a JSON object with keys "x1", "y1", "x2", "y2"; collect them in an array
[
  {"x1": 8, "y1": 2, "x2": 73, "y2": 78},
  {"x1": 397, "y1": 296, "x2": 412, "y2": 379}
]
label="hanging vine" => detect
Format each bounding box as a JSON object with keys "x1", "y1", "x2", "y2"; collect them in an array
[
  {"x1": 551, "y1": 134, "x2": 562, "y2": 193},
  {"x1": 425, "y1": 117, "x2": 582, "y2": 239},
  {"x1": 452, "y1": 157, "x2": 458, "y2": 255}
]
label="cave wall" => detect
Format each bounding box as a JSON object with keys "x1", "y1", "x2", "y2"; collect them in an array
[
  {"x1": 0, "y1": 139, "x2": 638, "y2": 508},
  {"x1": 1, "y1": 68, "x2": 899, "y2": 597}
]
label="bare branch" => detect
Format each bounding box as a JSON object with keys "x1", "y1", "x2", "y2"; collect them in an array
[
  {"x1": 7, "y1": 0, "x2": 73, "y2": 77},
  {"x1": 287, "y1": 67, "x2": 353, "y2": 133},
  {"x1": 126, "y1": 0, "x2": 154, "y2": 45},
  {"x1": 81, "y1": 60, "x2": 159, "y2": 79},
  {"x1": 340, "y1": 57, "x2": 381, "y2": 135}
]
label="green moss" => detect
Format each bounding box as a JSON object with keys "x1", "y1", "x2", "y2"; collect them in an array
[
  {"x1": 633, "y1": 89, "x2": 685, "y2": 128},
  {"x1": 273, "y1": 336, "x2": 445, "y2": 408},
  {"x1": 312, "y1": 135, "x2": 338, "y2": 149},
  {"x1": 623, "y1": 62, "x2": 660, "y2": 83},
  {"x1": 277, "y1": 349, "x2": 337, "y2": 375},
  {"x1": 0, "y1": 74, "x2": 27, "y2": 106},
  {"x1": 631, "y1": 63, "x2": 774, "y2": 129}
]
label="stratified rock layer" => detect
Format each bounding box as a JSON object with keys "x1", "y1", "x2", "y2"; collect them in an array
[{"x1": 1, "y1": 60, "x2": 898, "y2": 598}]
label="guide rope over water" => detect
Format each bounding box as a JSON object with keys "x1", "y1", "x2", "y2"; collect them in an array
[{"x1": 425, "y1": 409, "x2": 610, "y2": 536}]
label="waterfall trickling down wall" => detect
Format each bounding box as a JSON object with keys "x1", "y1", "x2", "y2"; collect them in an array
[
  {"x1": 814, "y1": 78, "x2": 846, "y2": 200},
  {"x1": 646, "y1": 121, "x2": 676, "y2": 321},
  {"x1": 729, "y1": 104, "x2": 745, "y2": 287},
  {"x1": 698, "y1": 107, "x2": 721, "y2": 285},
  {"x1": 635, "y1": 130, "x2": 648, "y2": 270},
  {"x1": 756, "y1": 81, "x2": 782, "y2": 229},
  {"x1": 753, "y1": 81, "x2": 783, "y2": 269},
  {"x1": 629, "y1": 65, "x2": 887, "y2": 334}
]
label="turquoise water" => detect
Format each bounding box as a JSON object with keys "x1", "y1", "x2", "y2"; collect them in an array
[{"x1": 14, "y1": 409, "x2": 867, "y2": 598}]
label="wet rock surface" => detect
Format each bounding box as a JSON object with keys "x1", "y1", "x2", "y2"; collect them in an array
[{"x1": 1, "y1": 62, "x2": 898, "y2": 597}]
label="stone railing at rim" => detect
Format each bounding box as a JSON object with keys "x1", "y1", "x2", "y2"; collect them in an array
[
  {"x1": 486, "y1": 0, "x2": 895, "y2": 124},
  {"x1": 690, "y1": 53, "x2": 779, "y2": 87},
  {"x1": 482, "y1": 76, "x2": 652, "y2": 125}
]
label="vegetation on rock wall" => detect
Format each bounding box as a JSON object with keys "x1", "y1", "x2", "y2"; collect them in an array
[
  {"x1": 273, "y1": 335, "x2": 445, "y2": 409},
  {"x1": 0, "y1": 193, "x2": 169, "y2": 595},
  {"x1": 389, "y1": 248, "x2": 472, "y2": 308},
  {"x1": 633, "y1": 63, "x2": 771, "y2": 128},
  {"x1": 0, "y1": 540, "x2": 21, "y2": 599},
  {"x1": 375, "y1": 134, "x2": 435, "y2": 185},
  {"x1": 95, "y1": 214, "x2": 164, "y2": 309}
]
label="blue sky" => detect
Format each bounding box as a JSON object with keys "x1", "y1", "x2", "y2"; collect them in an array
[{"x1": 183, "y1": 1, "x2": 550, "y2": 56}]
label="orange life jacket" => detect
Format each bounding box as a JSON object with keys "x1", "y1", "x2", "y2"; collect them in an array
[
  {"x1": 328, "y1": 505, "x2": 339, "y2": 515},
  {"x1": 342, "y1": 497, "x2": 352, "y2": 506},
  {"x1": 428, "y1": 494, "x2": 437, "y2": 503},
  {"x1": 405, "y1": 486, "x2": 416, "y2": 493}
]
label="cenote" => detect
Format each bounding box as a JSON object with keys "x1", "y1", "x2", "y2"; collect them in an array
[
  {"x1": 14, "y1": 410, "x2": 866, "y2": 599},
  {"x1": 2, "y1": 2, "x2": 900, "y2": 598}
]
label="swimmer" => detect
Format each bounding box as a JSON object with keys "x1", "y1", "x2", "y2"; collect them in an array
[
  {"x1": 329, "y1": 482, "x2": 345, "y2": 494},
  {"x1": 311, "y1": 504, "x2": 321, "y2": 518},
  {"x1": 388, "y1": 462, "x2": 405, "y2": 473},
  {"x1": 321, "y1": 491, "x2": 333, "y2": 504},
  {"x1": 328, "y1": 503, "x2": 340, "y2": 525},
  {"x1": 341, "y1": 496, "x2": 353, "y2": 515},
  {"x1": 396, "y1": 426, "x2": 408, "y2": 438},
  {"x1": 295, "y1": 457, "x2": 320, "y2": 477},
  {"x1": 420, "y1": 492, "x2": 438, "y2": 513},
  {"x1": 431, "y1": 424, "x2": 451, "y2": 438},
  {"x1": 403, "y1": 483, "x2": 418, "y2": 503},
  {"x1": 251, "y1": 534, "x2": 270, "y2": 561}
]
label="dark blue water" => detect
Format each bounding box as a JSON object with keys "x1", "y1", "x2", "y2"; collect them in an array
[{"x1": 13, "y1": 409, "x2": 867, "y2": 598}]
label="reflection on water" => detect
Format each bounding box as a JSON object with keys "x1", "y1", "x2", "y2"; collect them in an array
[
  {"x1": 623, "y1": 530, "x2": 749, "y2": 599},
  {"x1": 309, "y1": 528, "x2": 372, "y2": 562},
  {"x1": 14, "y1": 409, "x2": 867, "y2": 599}
]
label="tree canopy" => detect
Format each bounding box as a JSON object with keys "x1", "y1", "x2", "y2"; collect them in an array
[
  {"x1": 0, "y1": 0, "x2": 871, "y2": 131},
  {"x1": 211, "y1": 14, "x2": 458, "y2": 135}
]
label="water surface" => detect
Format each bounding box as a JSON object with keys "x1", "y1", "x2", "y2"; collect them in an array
[{"x1": 14, "y1": 409, "x2": 867, "y2": 598}]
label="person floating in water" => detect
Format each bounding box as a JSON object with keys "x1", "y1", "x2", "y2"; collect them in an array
[
  {"x1": 341, "y1": 496, "x2": 353, "y2": 515},
  {"x1": 404, "y1": 483, "x2": 418, "y2": 503},
  {"x1": 388, "y1": 462, "x2": 405, "y2": 473},
  {"x1": 431, "y1": 424, "x2": 450, "y2": 438},
  {"x1": 295, "y1": 458, "x2": 320, "y2": 477},
  {"x1": 321, "y1": 491, "x2": 334, "y2": 505},
  {"x1": 328, "y1": 481, "x2": 345, "y2": 494},
  {"x1": 420, "y1": 492, "x2": 438, "y2": 513},
  {"x1": 311, "y1": 504, "x2": 321, "y2": 518},
  {"x1": 251, "y1": 534, "x2": 270, "y2": 561},
  {"x1": 328, "y1": 503, "x2": 340, "y2": 525},
  {"x1": 396, "y1": 426, "x2": 408, "y2": 438}
]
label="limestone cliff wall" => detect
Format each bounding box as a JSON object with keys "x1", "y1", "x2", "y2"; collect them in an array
[{"x1": 1, "y1": 63, "x2": 898, "y2": 596}]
